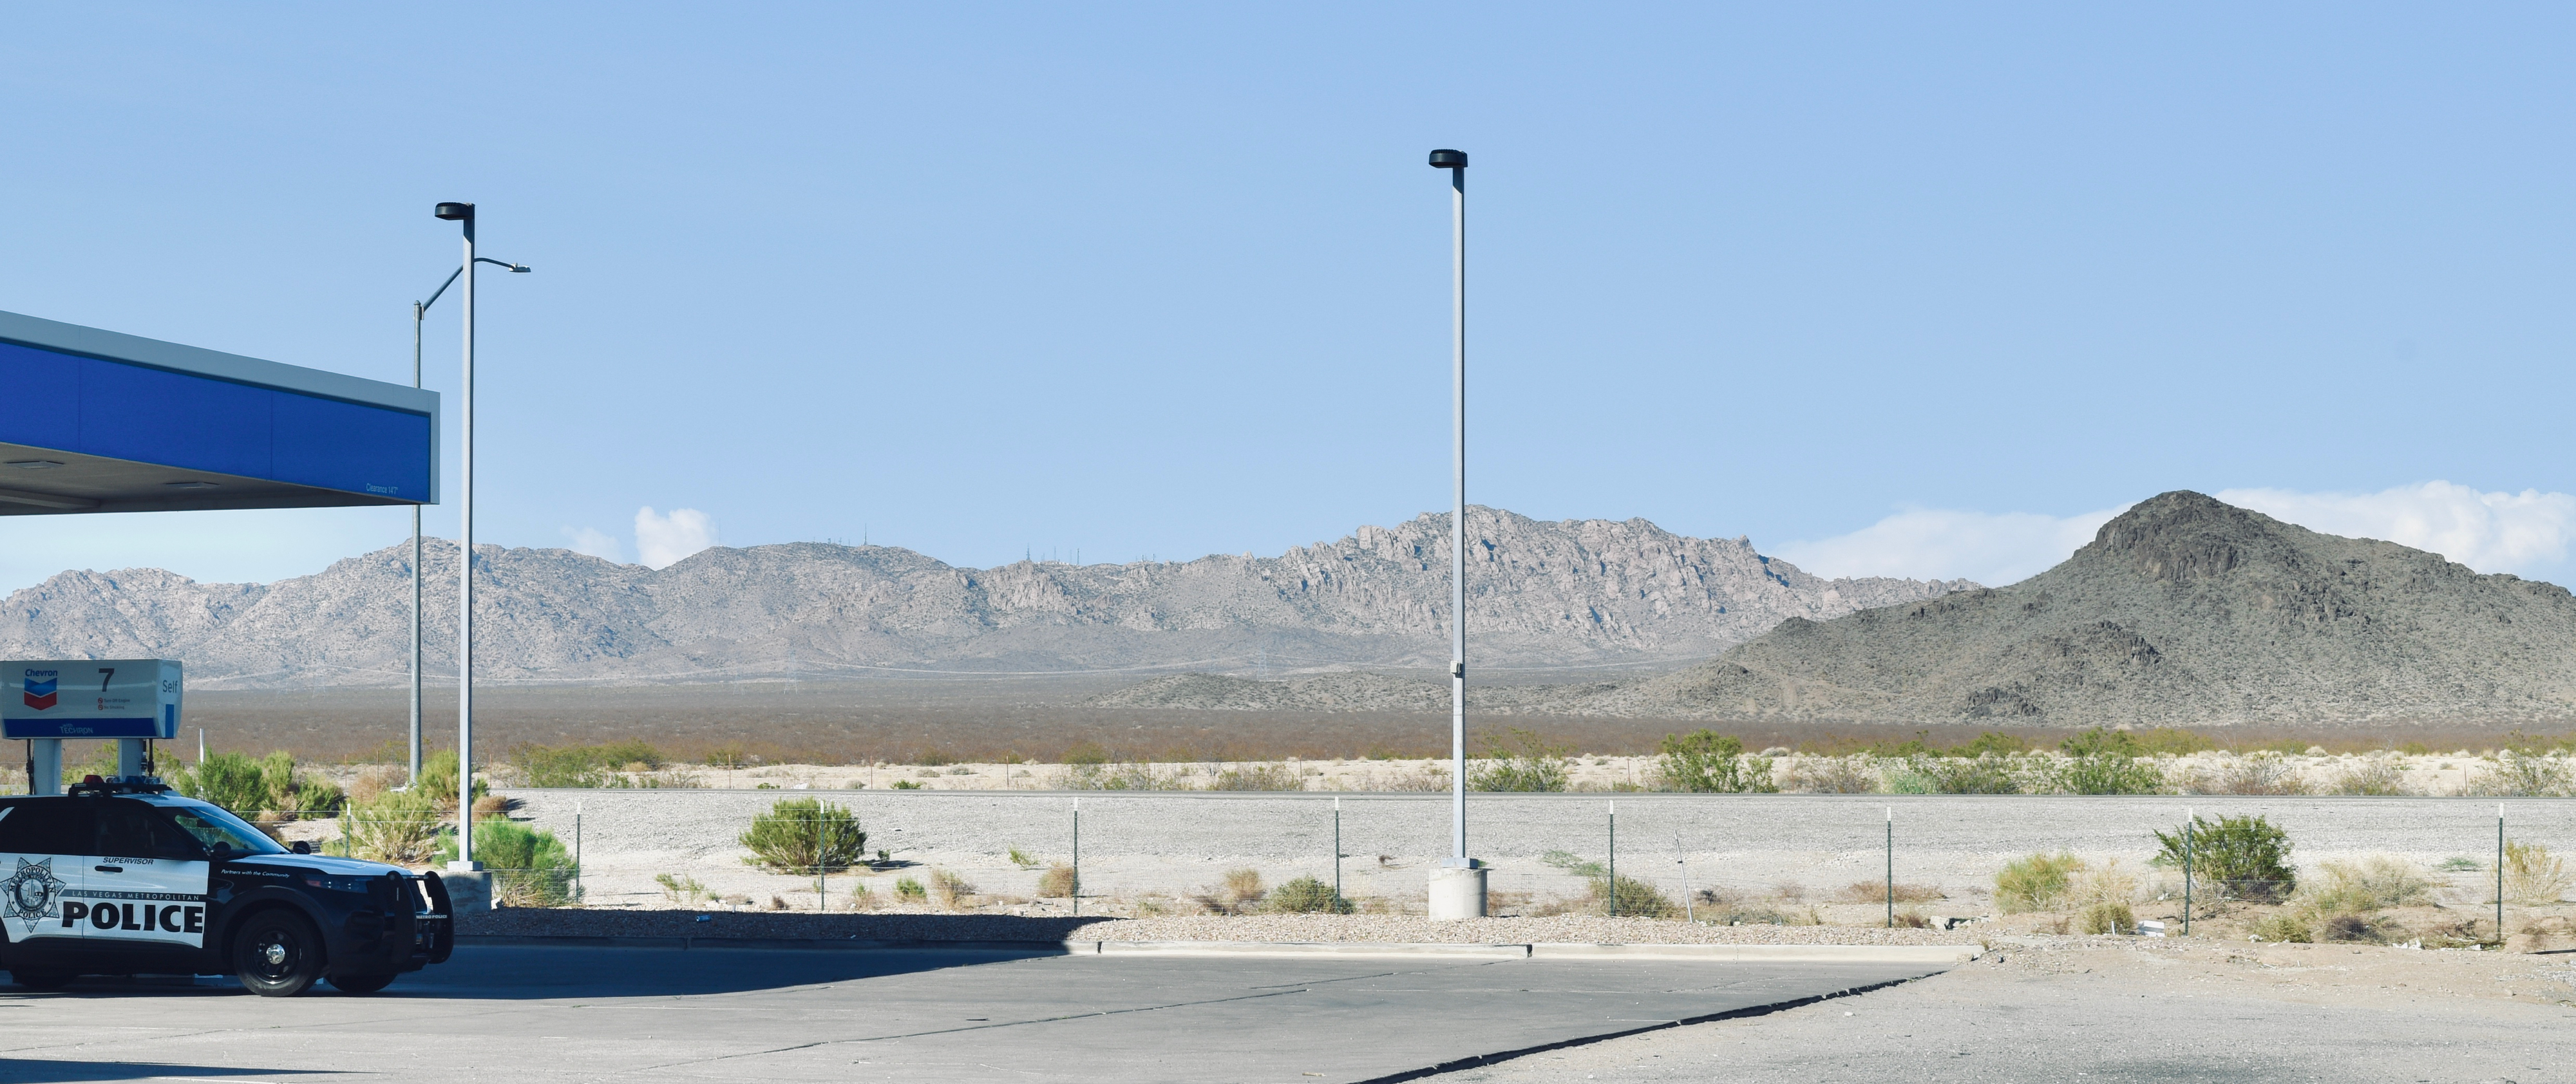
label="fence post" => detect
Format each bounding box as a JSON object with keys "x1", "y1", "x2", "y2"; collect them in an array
[
  {"x1": 2182, "y1": 807, "x2": 2192, "y2": 937},
  {"x1": 2497, "y1": 803, "x2": 2506, "y2": 943},
  {"x1": 1674, "y1": 832, "x2": 1692, "y2": 923},
  {"x1": 1332, "y1": 796, "x2": 1342, "y2": 902},
  {"x1": 574, "y1": 803, "x2": 583, "y2": 905},
  {"x1": 1072, "y1": 798, "x2": 1081, "y2": 917},
  {"x1": 1884, "y1": 806, "x2": 1893, "y2": 930},
  {"x1": 1605, "y1": 800, "x2": 1616, "y2": 917}
]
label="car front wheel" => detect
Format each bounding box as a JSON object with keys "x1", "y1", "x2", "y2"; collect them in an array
[{"x1": 232, "y1": 911, "x2": 325, "y2": 997}]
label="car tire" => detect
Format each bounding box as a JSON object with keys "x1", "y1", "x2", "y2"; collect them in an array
[
  {"x1": 232, "y1": 910, "x2": 325, "y2": 997},
  {"x1": 10, "y1": 971, "x2": 72, "y2": 991},
  {"x1": 328, "y1": 972, "x2": 394, "y2": 995}
]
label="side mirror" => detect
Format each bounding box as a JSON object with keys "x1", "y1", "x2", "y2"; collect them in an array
[
  {"x1": 208, "y1": 842, "x2": 234, "y2": 863},
  {"x1": 290, "y1": 841, "x2": 312, "y2": 855}
]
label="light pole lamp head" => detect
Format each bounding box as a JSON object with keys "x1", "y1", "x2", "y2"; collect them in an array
[
  {"x1": 433, "y1": 202, "x2": 476, "y2": 221},
  {"x1": 1426, "y1": 149, "x2": 1468, "y2": 170}
]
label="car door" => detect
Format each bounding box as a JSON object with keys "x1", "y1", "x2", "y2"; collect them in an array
[
  {"x1": 84, "y1": 800, "x2": 211, "y2": 955},
  {"x1": 0, "y1": 802, "x2": 89, "y2": 948}
]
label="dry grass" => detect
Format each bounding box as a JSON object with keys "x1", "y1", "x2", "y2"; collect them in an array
[
  {"x1": 927, "y1": 868, "x2": 976, "y2": 910},
  {"x1": 1832, "y1": 880, "x2": 1942, "y2": 904},
  {"x1": 2505, "y1": 841, "x2": 2570, "y2": 904},
  {"x1": 1036, "y1": 863, "x2": 1078, "y2": 899},
  {"x1": 1781, "y1": 756, "x2": 1880, "y2": 794}
]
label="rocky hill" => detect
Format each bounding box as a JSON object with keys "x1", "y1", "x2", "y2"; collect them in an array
[
  {"x1": 1568, "y1": 491, "x2": 2576, "y2": 727},
  {"x1": 0, "y1": 507, "x2": 1967, "y2": 689}
]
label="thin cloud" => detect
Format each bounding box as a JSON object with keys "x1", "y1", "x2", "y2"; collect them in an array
[
  {"x1": 1774, "y1": 505, "x2": 2128, "y2": 587},
  {"x1": 635, "y1": 507, "x2": 718, "y2": 570},
  {"x1": 560, "y1": 527, "x2": 626, "y2": 564},
  {"x1": 2217, "y1": 481, "x2": 2576, "y2": 575}
]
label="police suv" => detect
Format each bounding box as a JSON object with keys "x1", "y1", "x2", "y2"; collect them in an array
[{"x1": 0, "y1": 777, "x2": 453, "y2": 995}]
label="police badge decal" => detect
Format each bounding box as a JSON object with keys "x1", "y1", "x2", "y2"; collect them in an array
[{"x1": 3, "y1": 857, "x2": 65, "y2": 921}]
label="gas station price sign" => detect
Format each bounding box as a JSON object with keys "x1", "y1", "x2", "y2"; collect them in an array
[{"x1": 1, "y1": 659, "x2": 182, "y2": 740}]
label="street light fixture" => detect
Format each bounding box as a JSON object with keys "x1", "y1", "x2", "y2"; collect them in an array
[
  {"x1": 430, "y1": 200, "x2": 530, "y2": 871},
  {"x1": 1425, "y1": 148, "x2": 1486, "y2": 919},
  {"x1": 406, "y1": 255, "x2": 528, "y2": 798}
]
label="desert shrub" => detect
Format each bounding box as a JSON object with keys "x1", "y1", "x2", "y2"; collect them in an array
[
  {"x1": 1008, "y1": 848, "x2": 1039, "y2": 868},
  {"x1": 1036, "y1": 863, "x2": 1079, "y2": 898},
  {"x1": 844, "y1": 883, "x2": 878, "y2": 911},
  {"x1": 1264, "y1": 875, "x2": 1354, "y2": 914},
  {"x1": 2249, "y1": 910, "x2": 2313, "y2": 942},
  {"x1": 2304, "y1": 857, "x2": 2434, "y2": 911},
  {"x1": 893, "y1": 876, "x2": 927, "y2": 902},
  {"x1": 335, "y1": 785, "x2": 444, "y2": 865},
  {"x1": 435, "y1": 820, "x2": 578, "y2": 907},
  {"x1": 2327, "y1": 756, "x2": 2414, "y2": 796},
  {"x1": 175, "y1": 752, "x2": 280, "y2": 819},
  {"x1": 2316, "y1": 911, "x2": 2394, "y2": 942},
  {"x1": 2438, "y1": 856, "x2": 2482, "y2": 872},
  {"x1": 1781, "y1": 756, "x2": 1882, "y2": 794},
  {"x1": 1591, "y1": 874, "x2": 1679, "y2": 919},
  {"x1": 1381, "y1": 764, "x2": 1451, "y2": 792},
  {"x1": 1655, "y1": 731, "x2": 1777, "y2": 793},
  {"x1": 2077, "y1": 901, "x2": 2136, "y2": 935},
  {"x1": 739, "y1": 798, "x2": 869, "y2": 874},
  {"x1": 2469, "y1": 753, "x2": 2576, "y2": 798},
  {"x1": 2188, "y1": 753, "x2": 2309, "y2": 796},
  {"x1": 1209, "y1": 763, "x2": 1305, "y2": 791},
  {"x1": 656, "y1": 873, "x2": 712, "y2": 904},
  {"x1": 2043, "y1": 754, "x2": 2170, "y2": 795},
  {"x1": 413, "y1": 749, "x2": 491, "y2": 815},
  {"x1": 345, "y1": 764, "x2": 404, "y2": 807},
  {"x1": 2070, "y1": 859, "x2": 2142, "y2": 910},
  {"x1": 1994, "y1": 852, "x2": 2085, "y2": 913},
  {"x1": 1902, "y1": 754, "x2": 2025, "y2": 795},
  {"x1": 1220, "y1": 868, "x2": 1267, "y2": 911},
  {"x1": 705, "y1": 743, "x2": 753, "y2": 769},
  {"x1": 2154, "y1": 814, "x2": 2295, "y2": 902},
  {"x1": 511, "y1": 743, "x2": 609, "y2": 788},
  {"x1": 927, "y1": 868, "x2": 976, "y2": 909},
  {"x1": 1468, "y1": 729, "x2": 1571, "y2": 792},
  {"x1": 1058, "y1": 760, "x2": 1191, "y2": 790},
  {"x1": 2505, "y1": 841, "x2": 2571, "y2": 904}
]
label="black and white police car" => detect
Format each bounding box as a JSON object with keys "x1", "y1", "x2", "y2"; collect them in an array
[{"x1": 0, "y1": 776, "x2": 453, "y2": 995}]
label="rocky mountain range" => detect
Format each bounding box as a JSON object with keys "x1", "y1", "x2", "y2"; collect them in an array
[
  {"x1": 1119, "y1": 492, "x2": 2576, "y2": 727},
  {"x1": 0, "y1": 507, "x2": 1969, "y2": 689}
]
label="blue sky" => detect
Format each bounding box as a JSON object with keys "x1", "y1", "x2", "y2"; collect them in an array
[{"x1": 4, "y1": 5, "x2": 2575, "y2": 592}]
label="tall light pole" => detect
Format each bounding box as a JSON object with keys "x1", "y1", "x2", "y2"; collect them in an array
[
  {"x1": 431, "y1": 200, "x2": 533, "y2": 870},
  {"x1": 408, "y1": 254, "x2": 527, "y2": 792},
  {"x1": 1426, "y1": 147, "x2": 1485, "y2": 919}
]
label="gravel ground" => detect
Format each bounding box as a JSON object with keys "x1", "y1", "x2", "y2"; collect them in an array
[
  {"x1": 456, "y1": 907, "x2": 1985, "y2": 946},
  {"x1": 496, "y1": 788, "x2": 2576, "y2": 916}
]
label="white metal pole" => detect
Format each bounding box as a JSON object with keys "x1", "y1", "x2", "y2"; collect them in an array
[
  {"x1": 455, "y1": 210, "x2": 478, "y2": 869},
  {"x1": 1447, "y1": 156, "x2": 1467, "y2": 864},
  {"x1": 410, "y1": 303, "x2": 424, "y2": 788}
]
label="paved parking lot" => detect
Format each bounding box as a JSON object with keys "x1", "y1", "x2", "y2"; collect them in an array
[{"x1": 0, "y1": 946, "x2": 1940, "y2": 1083}]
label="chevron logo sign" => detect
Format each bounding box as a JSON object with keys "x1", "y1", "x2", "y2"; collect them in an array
[{"x1": 21, "y1": 672, "x2": 55, "y2": 711}]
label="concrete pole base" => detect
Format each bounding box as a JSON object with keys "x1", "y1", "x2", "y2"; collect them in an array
[{"x1": 1428, "y1": 864, "x2": 1488, "y2": 920}]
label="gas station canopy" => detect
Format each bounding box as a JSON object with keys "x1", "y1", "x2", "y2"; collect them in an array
[{"x1": 0, "y1": 310, "x2": 437, "y2": 514}]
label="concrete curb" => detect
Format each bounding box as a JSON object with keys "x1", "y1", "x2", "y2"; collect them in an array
[
  {"x1": 1097, "y1": 940, "x2": 1531, "y2": 960},
  {"x1": 1530, "y1": 942, "x2": 1977, "y2": 964},
  {"x1": 456, "y1": 934, "x2": 1976, "y2": 964}
]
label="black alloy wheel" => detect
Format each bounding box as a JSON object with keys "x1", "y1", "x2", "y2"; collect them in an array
[
  {"x1": 232, "y1": 911, "x2": 325, "y2": 996},
  {"x1": 327, "y1": 972, "x2": 395, "y2": 995}
]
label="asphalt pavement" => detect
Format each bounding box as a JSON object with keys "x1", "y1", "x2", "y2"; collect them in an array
[{"x1": 0, "y1": 945, "x2": 1941, "y2": 1083}]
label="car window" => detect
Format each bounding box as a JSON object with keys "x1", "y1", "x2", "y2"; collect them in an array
[
  {"x1": 99, "y1": 801, "x2": 204, "y2": 860},
  {"x1": 160, "y1": 803, "x2": 286, "y2": 856},
  {"x1": 0, "y1": 803, "x2": 93, "y2": 855}
]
